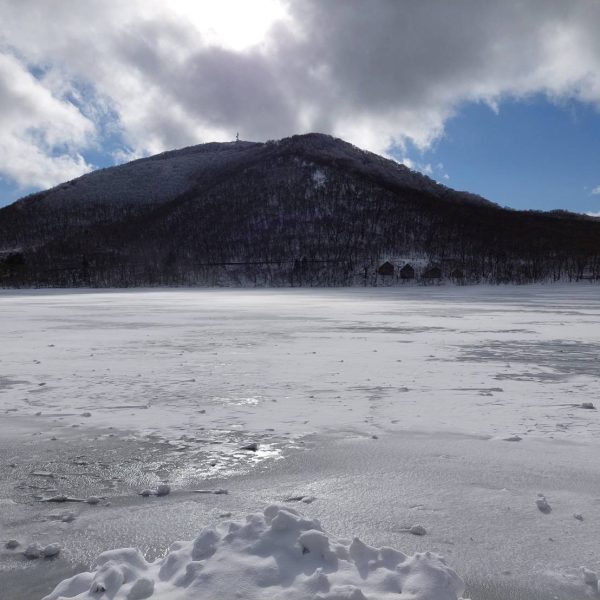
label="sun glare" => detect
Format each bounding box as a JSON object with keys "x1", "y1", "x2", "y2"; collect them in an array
[{"x1": 167, "y1": 0, "x2": 288, "y2": 50}]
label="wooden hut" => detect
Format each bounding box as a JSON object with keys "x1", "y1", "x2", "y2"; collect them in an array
[
  {"x1": 377, "y1": 261, "x2": 395, "y2": 277},
  {"x1": 399, "y1": 264, "x2": 415, "y2": 280}
]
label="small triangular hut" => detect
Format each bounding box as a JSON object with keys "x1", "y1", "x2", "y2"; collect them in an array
[
  {"x1": 377, "y1": 261, "x2": 395, "y2": 277},
  {"x1": 400, "y1": 264, "x2": 415, "y2": 280}
]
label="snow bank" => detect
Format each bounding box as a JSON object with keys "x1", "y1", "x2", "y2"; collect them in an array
[{"x1": 44, "y1": 506, "x2": 466, "y2": 600}]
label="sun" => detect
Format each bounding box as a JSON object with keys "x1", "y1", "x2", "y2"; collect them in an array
[{"x1": 166, "y1": 0, "x2": 288, "y2": 51}]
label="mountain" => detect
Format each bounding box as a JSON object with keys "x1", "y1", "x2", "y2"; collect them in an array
[{"x1": 0, "y1": 133, "x2": 599, "y2": 287}]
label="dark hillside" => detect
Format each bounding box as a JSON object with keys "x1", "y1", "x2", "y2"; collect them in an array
[{"x1": 1, "y1": 133, "x2": 599, "y2": 286}]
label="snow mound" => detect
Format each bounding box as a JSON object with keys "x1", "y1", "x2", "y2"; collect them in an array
[{"x1": 43, "y1": 505, "x2": 466, "y2": 600}]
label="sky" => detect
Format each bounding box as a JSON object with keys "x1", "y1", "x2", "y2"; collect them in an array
[{"x1": 0, "y1": 0, "x2": 599, "y2": 214}]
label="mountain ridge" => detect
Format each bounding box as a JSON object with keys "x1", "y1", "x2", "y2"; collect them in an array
[
  {"x1": 11, "y1": 134, "x2": 493, "y2": 212},
  {"x1": 1, "y1": 133, "x2": 599, "y2": 286}
]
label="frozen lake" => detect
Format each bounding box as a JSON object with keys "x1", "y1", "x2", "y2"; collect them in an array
[{"x1": 1, "y1": 286, "x2": 599, "y2": 599}]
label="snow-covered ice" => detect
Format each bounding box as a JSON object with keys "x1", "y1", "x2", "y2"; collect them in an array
[
  {"x1": 1, "y1": 285, "x2": 599, "y2": 599},
  {"x1": 2, "y1": 286, "x2": 600, "y2": 444}
]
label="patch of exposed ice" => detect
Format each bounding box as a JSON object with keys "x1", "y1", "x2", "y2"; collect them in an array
[{"x1": 43, "y1": 506, "x2": 466, "y2": 600}]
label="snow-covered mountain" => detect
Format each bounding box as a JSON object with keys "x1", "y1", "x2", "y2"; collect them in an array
[
  {"x1": 18, "y1": 141, "x2": 263, "y2": 210},
  {"x1": 0, "y1": 133, "x2": 599, "y2": 286},
  {"x1": 9, "y1": 134, "x2": 488, "y2": 213}
]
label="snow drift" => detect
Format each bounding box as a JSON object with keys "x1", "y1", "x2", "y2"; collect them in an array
[{"x1": 43, "y1": 505, "x2": 466, "y2": 600}]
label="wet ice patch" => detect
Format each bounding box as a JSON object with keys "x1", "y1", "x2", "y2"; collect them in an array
[
  {"x1": 457, "y1": 340, "x2": 600, "y2": 380},
  {"x1": 43, "y1": 506, "x2": 466, "y2": 600},
  {"x1": 213, "y1": 395, "x2": 263, "y2": 407}
]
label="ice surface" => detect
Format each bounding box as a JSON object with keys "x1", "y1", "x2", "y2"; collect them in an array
[
  {"x1": 1, "y1": 286, "x2": 599, "y2": 599},
  {"x1": 1, "y1": 285, "x2": 599, "y2": 446},
  {"x1": 42, "y1": 505, "x2": 466, "y2": 600}
]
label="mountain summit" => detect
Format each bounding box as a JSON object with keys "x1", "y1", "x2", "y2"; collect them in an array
[{"x1": 0, "y1": 133, "x2": 599, "y2": 286}]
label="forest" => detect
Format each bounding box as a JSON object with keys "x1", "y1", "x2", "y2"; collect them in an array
[{"x1": 1, "y1": 134, "x2": 599, "y2": 287}]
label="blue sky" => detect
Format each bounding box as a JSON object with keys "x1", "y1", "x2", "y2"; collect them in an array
[
  {"x1": 1, "y1": 1, "x2": 600, "y2": 215},
  {"x1": 393, "y1": 97, "x2": 600, "y2": 214}
]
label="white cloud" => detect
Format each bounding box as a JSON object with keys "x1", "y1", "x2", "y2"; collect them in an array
[
  {"x1": 2, "y1": 0, "x2": 600, "y2": 188},
  {"x1": 585, "y1": 210, "x2": 600, "y2": 217},
  {"x1": 591, "y1": 185, "x2": 600, "y2": 195},
  {"x1": 0, "y1": 52, "x2": 95, "y2": 188}
]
